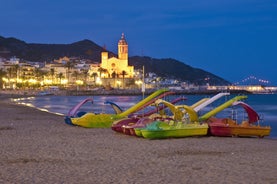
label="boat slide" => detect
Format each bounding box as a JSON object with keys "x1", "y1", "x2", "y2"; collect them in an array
[
  {"x1": 190, "y1": 98, "x2": 210, "y2": 109},
  {"x1": 67, "y1": 98, "x2": 93, "y2": 117},
  {"x1": 154, "y1": 99, "x2": 199, "y2": 122},
  {"x1": 199, "y1": 95, "x2": 248, "y2": 121},
  {"x1": 132, "y1": 96, "x2": 187, "y2": 117},
  {"x1": 232, "y1": 101, "x2": 260, "y2": 123},
  {"x1": 193, "y1": 92, "x2": 230, "y2": 112},
  {"x1": 104, "y1": 101, "x2": 124, "y2": 114},
  {"x1": 110, "y1": 88, "x2": 171, "y2": 116},
  {"x1": 126, "y1": 91, "x2": 175, "y2": 115},
  {"x1": 152, "y1": 93, "x2": 230, "y2": 122},
  {"x1": 106, "y1": 96, "x2": 187, "y2": 117},
  {"x1": 153, "y1": 93, "x2": 247, "y2": 123}
]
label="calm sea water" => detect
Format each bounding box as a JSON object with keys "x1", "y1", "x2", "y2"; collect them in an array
[{"x1": 12, "y1": 93, "x2": 277, "y2": 138}]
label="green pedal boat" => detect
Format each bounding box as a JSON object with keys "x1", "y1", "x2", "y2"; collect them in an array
[{"x1": 137, "y1": 121, "x2": 209, "y2": 139}]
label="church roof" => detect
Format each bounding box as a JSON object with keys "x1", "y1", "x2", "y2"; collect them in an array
[{"x1": 118, "y1": 33, "x2": 127, "y2": 45}]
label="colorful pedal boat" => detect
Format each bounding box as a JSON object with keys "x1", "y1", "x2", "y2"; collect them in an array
[
  {"x1": 112, "y1": 116, "x2": 172, "y2": 136},
  {"x1": 111, "y1": 96, "x2": 187, "y2": 134},
  {"x1": 136, "y1": 121, "x2": 209, "y2": 139},
  {"x1": 208, "y1": 118, "x2": 271, "y2": 138},
  {"x1": 207, "y1": 101, "x2": 271, "y2": 138}
]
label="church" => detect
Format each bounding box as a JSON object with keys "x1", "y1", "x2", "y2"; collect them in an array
[{"x1": 100, "y1": 33, "x2": 134, "y2": 78}]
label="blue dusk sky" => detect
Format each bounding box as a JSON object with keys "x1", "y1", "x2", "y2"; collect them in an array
[{"x1": 1, "y1": 0, "x2": 277, "y2": 85}]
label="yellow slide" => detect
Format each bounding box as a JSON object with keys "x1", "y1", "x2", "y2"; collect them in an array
[
  {"x1": 118, "y1": 89, "x2": 169, "y2": 117},
  {"x1": 199, "y1": 95, "x2": 248, "y2": 121},
  {"x1": 154, "y1": 99, "x2": 199, "y2": 122}
]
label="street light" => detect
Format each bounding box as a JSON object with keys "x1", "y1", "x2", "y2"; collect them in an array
[
  {"x1": 116, "y1": 80, "x2": 121, "y2": 89},
  {"x1": 96, "y1": 77, "x2": 102, "y2": 86}
]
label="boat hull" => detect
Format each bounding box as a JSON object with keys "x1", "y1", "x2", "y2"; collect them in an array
[
  {"x1": 122, "y1": 118, "x2": 156, "y2": 136},
  {"x1": 208, "y1": 118, "x2": 271, "y2": 138},
  {"x1": 70, "y1": 113, "x2": 120, "y2": 128},
  {"x1": 140, "y1": 123, "x2": 208, "y2": 139},
  {"x1": 134, "y1": 128, "x2": 143, "y2": 137},
  {"x1": 209, "y1": 125, "x2": 271, "y2": 138}
]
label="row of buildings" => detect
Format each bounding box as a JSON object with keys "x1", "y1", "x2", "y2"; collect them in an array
[
  {"x1": 1, "y1": 34, "x2": 275, "y2": 94},
  {"x1": 0, "y1": 34, "x2": 145, "y2": 90}
]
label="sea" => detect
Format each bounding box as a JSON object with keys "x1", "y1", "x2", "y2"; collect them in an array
[{"x1": 12, "y1": 93, "x2": 277, "y2": 139}]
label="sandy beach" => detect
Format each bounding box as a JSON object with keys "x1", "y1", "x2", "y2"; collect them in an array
[{"x1": 0, "y1": 95, "x2": 276, "y2": 184}]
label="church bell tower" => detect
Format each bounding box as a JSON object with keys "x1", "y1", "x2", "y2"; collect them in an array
[{"x1": 118, "y1": 33, "x2": 128, "y2": 60}]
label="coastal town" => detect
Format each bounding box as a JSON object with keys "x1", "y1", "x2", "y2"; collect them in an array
[
  {"x1": 1, "y1": 34, "x2": 276, "y2": 96},
  {"x1": 1, "y1": 1, "x2": 277, "y2": 184}
]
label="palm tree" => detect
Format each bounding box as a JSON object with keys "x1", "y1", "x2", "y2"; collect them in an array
[
  {"x1": 121, "y1": 70, "x2": 128, "y2": 89},
  {"x1": 64, "y1": 61, "x2": 74, "y2": 85},
  {"x1": 0, "y1": 69, "x2": 7, "y2": 89},
  {"x1": 7, "y1": 67, "x2": 13, "y2": 88},
  {"x1": 34, "y1": 67, "x2": 40, "y2": 80},
  {"x1": 73, "y1": 70, "x2": 79, "y2": 81},
  {"x1": 97, "y1": 67, "x2": 106, "y2": 78},
  {"x1": 82, "y1": 69, "x2": 89, "y2": 86},
  {"x1": 72, "y1": 70, "x2": 80, "y2": 90},
  {"x1": 103, "y1": 68, "x2": 109, "y2": 78},
  {"x1": 13, "y1": 64, "x2": 19, "y2": 84},
  {"x1": 111, "y1": 71, "x2": 116, "y2": 78},
  {"x1": 50, "y1": 68, "x2": 55, "y2": 84},
  {"x1": 91, "y1": 72, "x2": 98, "y2": 82},
  {"x1": 35, "y1": 67, "x2": 46, "y2": 80},
  {"x1": 34, "y1": 67, "x2": 46, "y2": 88},
  {"x1": 57, "y1": 72, "x2": 64, "y2": 85}
]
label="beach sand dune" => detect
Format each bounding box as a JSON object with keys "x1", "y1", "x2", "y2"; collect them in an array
[{"x1": 0, "y1": 98, "x2": 276, "y2": 183}]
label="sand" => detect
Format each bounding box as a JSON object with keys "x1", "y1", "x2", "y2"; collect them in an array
[{"x1": 0, "y1": 95, "x2": 276, "y2": 184}]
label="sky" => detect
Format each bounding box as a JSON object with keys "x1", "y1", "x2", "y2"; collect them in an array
[{"x1": 1, "y1": 0, "x2": 277, "y2": 85}]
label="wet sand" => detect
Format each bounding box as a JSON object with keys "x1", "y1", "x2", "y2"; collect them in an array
[{"x1": 0, "y1": 96, "x2": 276, "y2": 183}]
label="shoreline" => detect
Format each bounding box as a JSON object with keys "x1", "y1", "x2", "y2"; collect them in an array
[
  {"x1": 2, "y1": 91, "x2": 277, "y2": 139},
  {"x1": 0, "y1": 95, "x2": 276, "y2": 183},
  {"x1": 0, "y1": 88, "x2": 253, "y2": 98}
]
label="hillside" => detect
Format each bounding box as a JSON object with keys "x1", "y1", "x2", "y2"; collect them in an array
[
  {"x1": 0, "y1": 36, "x2": 230, "y2": 85},
  {"x1": 129, "y1": 56, "x2": 229, "y2": 85},
  {"x1": 0, "y1": 36, "x2": 110, "y2": 62}
]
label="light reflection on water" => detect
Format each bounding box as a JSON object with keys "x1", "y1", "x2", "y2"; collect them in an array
[{"x1": 12, "y1": 94, "x2": 277, "y2": 138}]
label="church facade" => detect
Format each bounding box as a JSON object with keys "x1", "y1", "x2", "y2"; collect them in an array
[{"x1": 100, "y1": 33, "x2": 134, "y2": 78}]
